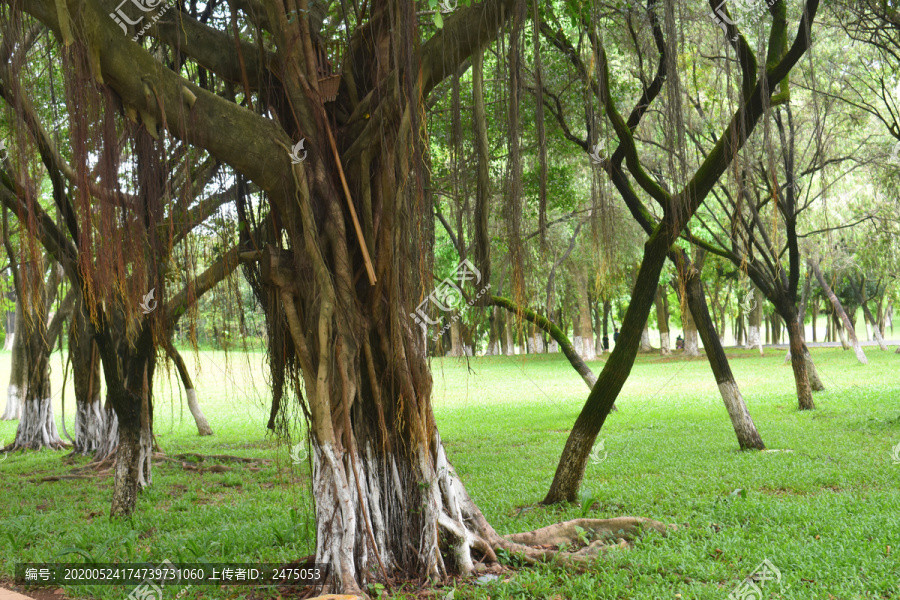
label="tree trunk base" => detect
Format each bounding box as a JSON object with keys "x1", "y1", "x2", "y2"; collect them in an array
[
  {"x1": 12, "y1": 397, "x2": 65, "y2": 450},
  {"x1": 74, "y1": 398, "x2": 105, "y2": 455},
  {"x1": 186, "y1": 389, "x2": 213, "y2": 436}
]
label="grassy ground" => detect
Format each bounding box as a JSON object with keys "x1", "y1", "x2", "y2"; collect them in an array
[{"x1": 1, "y1": 345, "x2": 899, "y2": 599}]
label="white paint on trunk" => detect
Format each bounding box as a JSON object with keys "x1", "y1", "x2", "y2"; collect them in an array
[
  {"x1": 659, "y1": 331, "x2": 670, "y2": 355},
  {"x1": 2, "y1": 331, "x2": 13, "y2": 352},
  {"x1": 573, "y1": 336, "x2": 583, "y2": 356},
  {"x1": 873, "y1": 327, "x2": 888, "y2": 351},
  {"x1": 74, "y1": 397, "x2": 105, "y2": 454},
  {"x1": 529, "y1": 333, "x2": 545, "y2": 354},
  {"x1": 548, "y1": 340, "x2": 559, "y2": 353},
  {"x1": 137, "y1": 425, "x2": 153, "y2": 488},
  {"x1": 14, "y1": 397, "x2": 62, "y2": 449},
  {"x1": 747, "y1": 325, "x2": 762, "y2": 354},
  {"x1": 486, "y1": 341, "x2": 500, "y2": 355},
  {"x1": 684, "y1": 328, "x2": 699, "y2": 356},
  {"x1": 185, "y1": 389, "x2": 213, "y2": 436},
  {"x1": 852, "y1": 340, "x2": 868, "y2": 365},
  {"x1": 1, "y1": 384, "x2": 22, "y2": 420},
  {"x1": 837, "y1": 326, "x2": 850, "y2": 350},
  {"x1": 717, "y1": 380, "x2": 762, "y2": 449},
  {"x1": 640, "y1": 326, "x2": 652, "y2": 352}
]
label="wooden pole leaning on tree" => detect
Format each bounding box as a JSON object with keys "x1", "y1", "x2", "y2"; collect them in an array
[{"x1": 323, "y1": 120, "x2": 377, "y2": 286}]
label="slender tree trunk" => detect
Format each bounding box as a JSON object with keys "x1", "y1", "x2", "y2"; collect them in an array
[
  {"x1": 747, "y1": 289, "x2": 763, "y2": 354},
  {"x1": 680, "y1": 255, "x2": 764, "y2": 449},
  {"x1": 809, "y1": 259, "x2": 867, "y2": 364},
  {"x1": 1, "y1": 303, "x2": 26, "y2": 421},
  {"x1": 682, "y1": 298, "x2": 699, "y2": 356},
  {"x1": 811, "y1": 299, "x2": 818, "y2": 342},
  {"x1": 851, "y1": 282, "x2": 888, "y2": 351},
  {"x1": 640, "y1": 323, "x2": 652, "y2": 352},
  {"x1": 575, "y1": 277, "x2": 595, "y2": 360},
  {"x1": 655, "y1": 286, "x2": 670, "y2": 355},
  {"x1": 167, "y1": 344, "x2": 213, "y2": 435},
  {"x1": 486, "y1": 308, "x2": 501, "y2": 355},
  {"x1": 2, "y1": 294, "x2": 14, "y2": 352},
  {"x1": 543, "y1": 234, "x2": 670, "y2": 504},
  {"x1": 491, "y1": 296, "x2": 597, "y2": 388},
  {"x1": 449, "y1": 320, "x2": 463, "y2": 357}
]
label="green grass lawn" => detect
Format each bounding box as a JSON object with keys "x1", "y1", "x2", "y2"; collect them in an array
[{"x1": 1, "y1": 345, "x2": 899, "y2": 599}]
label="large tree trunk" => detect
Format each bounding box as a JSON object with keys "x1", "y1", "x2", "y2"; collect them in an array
[
  {"x1": 70, "y1": 300, "x2": 104, "y2": 455},
  {"x1": 12, "y1": 271, "x2": 67, "y2": 450},
  {"x1": 680, "y1": 254, "x2": 764, "y2": 450},
  {"x1": 1, "y1": 303, "x2": 26, "y2": 421},
  {"x1": 96, "y1": 323, "x2": 155, "y2": 517},
  {"x1": 809, "y1": 259, "x2": 867, "y2": 364},
  {"x1": 654, "y1": 286, "x2": 670, "y2": 355}
]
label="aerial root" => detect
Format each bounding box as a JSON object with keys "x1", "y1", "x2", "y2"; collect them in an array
[{"x1": 479, "y1": 517, "x2": 673, "y2": 567}]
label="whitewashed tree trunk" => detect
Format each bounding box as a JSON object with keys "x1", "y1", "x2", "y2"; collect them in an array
[
  {"x1": 528, "y1": 332, "x2": 545, "y2": 354},
  {"x1": 640, "y1": 325, "x2": 652, "y2": 352},
  {"x1": 659, "y1": 330, "x2": 670, "y2": 355},
  {"x1": 548, "y1": 340, "x2": 559, "y2": 353},
  {"x1": 2, "y1": 305, "x2": 27, "y2": 421},
  {"x1": 683, "y1": 306, "x2": 699, "y2": 356}
]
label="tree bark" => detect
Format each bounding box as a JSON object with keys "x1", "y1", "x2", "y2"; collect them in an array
[
  {"x1": 166, "y1": 344, "x2": 213, "y2": 435},
  {"x1": 850, "y1": 280, "x2": 888, "y2": 351},
  {"x1": 70, "y1": 299, "x2": 104, "y2": 454},
  {"x1": 543, "y1": 233, "x2": 670, "y2": 504},
  {"x1": 575, "y1": 276, "x2": 596, "y2": 360},
  {"x1": 809, "y1": 259, "x2": 867, "y2": 364},
  {"x1": 1, "y1": 303, "x2": 26, "y2": 421},
  {"x1": 785, "y1": 313, "x2": 815, "y2": 409},
  {"x1": 682, "y1": 296, "x2": 699, "y2": 356},
  {"x1": 654, "y1": 286, "x2": 670, "y2": 355},
  {"x1": 746, "y1": 288, "x2": 763, "y2": 354},
  {"x1": 679, "y1": 253, "x2": 764, "y2": 449}
]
